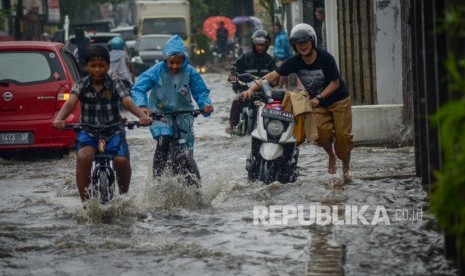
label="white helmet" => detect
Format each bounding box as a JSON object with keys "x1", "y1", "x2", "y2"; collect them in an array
[{"x1": 289, "y1": 23, "x2": 317, "y2": 51}]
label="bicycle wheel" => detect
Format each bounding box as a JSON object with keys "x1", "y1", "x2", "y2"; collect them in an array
[
  {"x1": 153, "y1": 136, "x2": 172, "y2": 178},
  {"x1": 176, "y1": 155, "x2": 201, "y2": 187},
  {"x1": 186, "y1": 155, "x2": 201, "y2": 187},
  {"x1": 98, "y1": 170, "x2": 113, "y2": 204}
]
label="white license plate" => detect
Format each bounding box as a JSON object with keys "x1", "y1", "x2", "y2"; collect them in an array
[
  {"x1": 262, "y1": 108, "x2": 294, "y2": 123},
  {"x1": 0, "y1": 132, "x2": 33, "y2": 145}
]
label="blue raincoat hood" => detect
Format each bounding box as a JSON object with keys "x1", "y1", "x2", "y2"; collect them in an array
[{"x1": 162, "y1": 35, "x2": 189, "y2": 65}]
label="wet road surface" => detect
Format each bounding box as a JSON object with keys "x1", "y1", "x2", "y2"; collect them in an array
[{"x1": 0, "y1": 73, "x2": 457, "y2": 275}]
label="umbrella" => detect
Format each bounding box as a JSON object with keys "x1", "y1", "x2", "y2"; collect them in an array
[
  {"x1": 232, "y1": 16, "x2": 251, "y2": 25},
  {"x1": 202, "y1": 16, "x2": 236, "y2": 41},
  {"x1": 249, "y1": 16, "x2": 263, "y2": 29},
  {"x1": 232, "y1": 16, "x2": 263, "y2": 30}
]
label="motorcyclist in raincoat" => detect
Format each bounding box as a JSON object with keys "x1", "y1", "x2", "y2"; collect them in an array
[{"x1": 131, "y1": 35, "x2": 214, "y2": 177}]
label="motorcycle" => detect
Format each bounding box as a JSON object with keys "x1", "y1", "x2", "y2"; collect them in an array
[
  {"x1": 245, "y1": 83, "x2": 299, "y2": 184},
  {"x1": 229, "y1": 73, "x2": 260, "y2": 136}
]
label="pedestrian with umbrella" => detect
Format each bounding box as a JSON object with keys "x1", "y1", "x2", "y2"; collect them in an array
[
  {"x1": 216, "y1": 21, "x2": 229, "y2": 58},
  {"x1": 202, "y1": 16, "x2": 236, "y2": 60}
]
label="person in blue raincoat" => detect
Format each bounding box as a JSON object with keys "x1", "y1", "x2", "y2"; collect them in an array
[{"x1": 131, "y1": 35, "x2": 214, "y2": 177}]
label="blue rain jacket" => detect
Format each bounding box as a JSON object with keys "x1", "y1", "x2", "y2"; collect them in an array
[{"x1": 131, "y1": 35, "x2": 212, "y2": 147}]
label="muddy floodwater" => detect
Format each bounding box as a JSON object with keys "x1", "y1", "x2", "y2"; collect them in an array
[{"x1": 0, "y1": 73, "x2": 457, "y2": 275}]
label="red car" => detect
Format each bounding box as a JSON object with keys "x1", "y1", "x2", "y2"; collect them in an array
[{"x1": 0, "y1": 41, "x2": 82, "y2": 155}]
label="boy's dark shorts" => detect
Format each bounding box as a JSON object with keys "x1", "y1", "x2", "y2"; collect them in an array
[{"x1": 76, "y1": 131, "x2": 130, "y2": 159}]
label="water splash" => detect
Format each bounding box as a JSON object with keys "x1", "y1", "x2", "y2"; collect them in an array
[
  {"x1": 75, "y1": 196, "x2": 138, "y2": 224},
  {"x1": 134, "y1": 173, "x2": 208, "y2": 211}
]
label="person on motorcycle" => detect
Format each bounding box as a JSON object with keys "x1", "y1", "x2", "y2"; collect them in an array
[
  {"x1": 241, "y1": 23, "x2": 354, "y2": 180},
  {"x1": 130, "y1": 35, "x2": 214, "y2": 178},
  {"x1": 108, "y1": 36, "x2": 133, "y2": 91},
  {"x1": 225, "y1": 29, "x2": 277, "y2": 135}
]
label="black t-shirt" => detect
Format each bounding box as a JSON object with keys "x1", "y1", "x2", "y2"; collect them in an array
[{"x1": 276, "y1": 49, "x2": 349, "y2": 107}]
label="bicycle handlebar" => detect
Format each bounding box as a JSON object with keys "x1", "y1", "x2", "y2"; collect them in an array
[
  {"x1": 64, "y1": 121, "x2": 148, "y2": 131},
  {"x1": 149, "y1": 109, "x2": 204, "y2": 120}
]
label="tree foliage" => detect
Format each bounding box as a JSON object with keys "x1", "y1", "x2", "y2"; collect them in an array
[
  {"x1": 189, "y1": 0, "x2": 267, "y2": 28},
  {"x1": 258, "y1": 0, "x2": 273, "y2": 14},
  {"x1": 430, "y1": 4, "x2": 465, "y2": 252},
  {"x1": 0, "y1": 9, "x2": 8, "y2": 32},
  {"x1": 0, "y1": 6, "x2": 16, "y2": 32},
  {"x1": 60, "y1": 0, "x2": 272, "y2": 31},
  {"x1": 189, "y1": 0, "x2": 210, "y2": 29}
]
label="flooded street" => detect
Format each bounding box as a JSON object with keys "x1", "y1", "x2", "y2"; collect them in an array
[{"x1": 0, "y1": 73, "x2": 457, "y2": 275}]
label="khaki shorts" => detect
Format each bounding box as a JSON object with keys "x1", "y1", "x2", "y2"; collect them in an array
[{"x1": 312, "y1": 97, "x2": 353, "y2": 160}]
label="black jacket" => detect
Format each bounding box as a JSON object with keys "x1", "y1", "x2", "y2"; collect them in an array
[
  {"x1": 231, "y1": 50, "x2": 277, "y2": 78},
  {"x1": 230, "y1": 50, "x2": 277, "y2": 93}
]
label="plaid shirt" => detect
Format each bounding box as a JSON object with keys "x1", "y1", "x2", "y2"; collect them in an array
[{"x1": 71, "y1": 75, "x2": 129, "y2": 127}]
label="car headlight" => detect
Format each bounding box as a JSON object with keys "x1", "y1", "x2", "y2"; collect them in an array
[{"x1": 266, "y1": 120, "x2": 284, "y2": 136}]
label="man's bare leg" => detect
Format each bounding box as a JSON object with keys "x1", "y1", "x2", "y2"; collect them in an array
[
  {"x1": 342, "y1": 155, "x2": 352, "y2": 180},
  {"x1": 321, "y1": 144, "x2": 337, "y2": 174}
]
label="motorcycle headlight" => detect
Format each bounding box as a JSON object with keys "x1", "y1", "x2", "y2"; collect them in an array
[{"x1": 266, "y1": 120, "x2": 284, "y2": 136}]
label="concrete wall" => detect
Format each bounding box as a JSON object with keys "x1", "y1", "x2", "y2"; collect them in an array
[
  {"x1": 324, "y1": 0, "x2": 339, "y2": 64},
  {"x1": 352, "y1": 104, "x2": 403, "y2": 144},
  {"x1": 374, "y1": 0, "x2": 403, "y2": 104},
  {"x1": 290, "y1": 1, "x2": 303, "y2": 28}
]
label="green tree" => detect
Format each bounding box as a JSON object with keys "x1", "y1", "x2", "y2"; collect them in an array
[
  {"x1": 189, "y1": 0, "x2": 265, "y2": 28},
  {"x1": 189, "y1": 0, "x2": 210, "y2": 30},
  {"x1": 430, "y1": 4, "x2": 465, "y2": 252},
  {"x1": 0, "y1": 8, "x2": 13, "y2": 32},
  {"x1": 258, "y1": 0, "x2": 273, "y2": 22}
]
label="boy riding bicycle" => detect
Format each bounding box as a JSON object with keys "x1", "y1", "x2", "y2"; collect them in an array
[
  {"x1": 53, "y1": 45, "x2": 152, "y2": 202},
  {"x1": 130, "y1": 35, "x2": 214, "y2": 179}
]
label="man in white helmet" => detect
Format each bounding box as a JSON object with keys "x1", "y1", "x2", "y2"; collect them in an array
[{"x1": 241, "y1": 23, "x2": 353, "y2": 181}]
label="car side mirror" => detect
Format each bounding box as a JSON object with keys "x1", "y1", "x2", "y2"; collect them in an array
[{"x1": 133, "y1": 26, "x2": 138, "y2": 35}]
